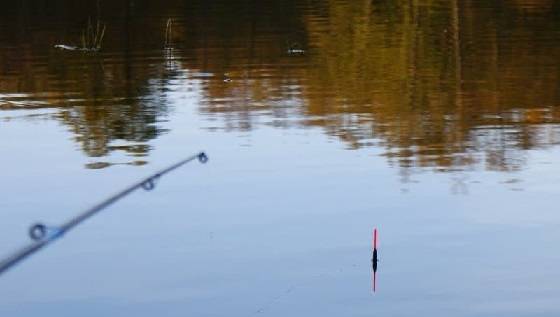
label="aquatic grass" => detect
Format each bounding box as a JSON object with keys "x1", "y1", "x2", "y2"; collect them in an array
[
  {"x1": 164, "y1": 18, "x2": 173, "y2": 49},
  {"x1": 81, "y1": 18, "x2": 106, "y2": 51}
]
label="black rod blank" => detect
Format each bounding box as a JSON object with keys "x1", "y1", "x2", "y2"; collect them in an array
[{"x1": 0, "y1": 152, "x2": 208, "y2": 276}]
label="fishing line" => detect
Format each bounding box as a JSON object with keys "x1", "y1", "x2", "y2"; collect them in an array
[{"x1": 0, "y1": 151, "x2": 209, "y2": 276}]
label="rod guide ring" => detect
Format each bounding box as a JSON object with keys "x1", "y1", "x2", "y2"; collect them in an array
[{"x1": 29, "y1": 223, "x2": 47, "y2": 241}]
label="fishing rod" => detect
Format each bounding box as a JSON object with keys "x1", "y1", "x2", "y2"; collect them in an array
[{"x1": 0, "y1": 151, "x2": 209, "y2": 276}]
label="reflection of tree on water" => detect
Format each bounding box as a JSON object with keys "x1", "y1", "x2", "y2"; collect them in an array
[
  {"x1": 53, "y1": 50, "x2": 170, "y2": 163},
  {"x1": 170, "y1": 0, "x2": 560, "y2": 174},
  {"x1": 58, "y1": 102, "x2": 162, "y2": 158},
  {"x1": 301, "y1": 0, "x2": 560, "y2": 173},
  {"x1": 0, "y1": 0, "x2": 171, "y2": 167},
  {"x1": 2, "y1": 0, "x2": 560, "y2": 173}
]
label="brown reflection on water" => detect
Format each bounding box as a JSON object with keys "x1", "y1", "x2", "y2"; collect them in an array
[
  {"x1": 1, "y1": 0, "x2": 560, "y2": 172},
  {"x1": 298, "y1": 0, "x2": 560, "y2": 172},
  {"x1": 188, "y1": 0, "x2": 560, "y2": 172},
  {"x1": 0, "y1": 0, "x2": 170, "y2": 164}
]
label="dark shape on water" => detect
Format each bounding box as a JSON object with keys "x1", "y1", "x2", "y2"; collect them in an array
[{"x1": 0, "y1": 152, "x2": 209, "y2": 276}]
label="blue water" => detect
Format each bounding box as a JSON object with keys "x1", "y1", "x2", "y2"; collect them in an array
[{"x1": 1, "y1": 1, "x2": 560, "y2": 316}]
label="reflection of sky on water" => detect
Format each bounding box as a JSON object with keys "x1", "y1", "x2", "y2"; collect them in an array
[{"x1": 2, "y1": 78, "x2": 560, "y2": 315}]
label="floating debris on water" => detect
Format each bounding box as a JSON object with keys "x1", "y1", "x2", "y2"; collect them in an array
[
  {"x1": 286, "y1": 40, "x2": 306, "y2": 55},
  {"x1": 54, "y1": 44, "x2": 99, "y2": 53},
  {"x1": 55, "y1": 44, "x2": 82, "y2": 51},
  {"x1": 287, "y1": 48, "x2": 305, "y2": 55}
]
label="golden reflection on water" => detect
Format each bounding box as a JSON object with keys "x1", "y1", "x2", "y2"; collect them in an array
[{"x1": 1, "y1": 0, "x2": 559, "y2": 171}]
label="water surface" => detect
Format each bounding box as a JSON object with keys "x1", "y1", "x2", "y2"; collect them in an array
[{"x1": 1, "y1": 1, "x2": 560, "y2": 316}]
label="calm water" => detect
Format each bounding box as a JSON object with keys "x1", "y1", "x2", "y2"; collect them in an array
[{"x1": 1, "y1": 0, "x2": 560, "y2": 316}]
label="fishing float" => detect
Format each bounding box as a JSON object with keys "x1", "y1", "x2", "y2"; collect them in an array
[{"x1": 372, "y1": 227, "x2": 379, "y2": 293}]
